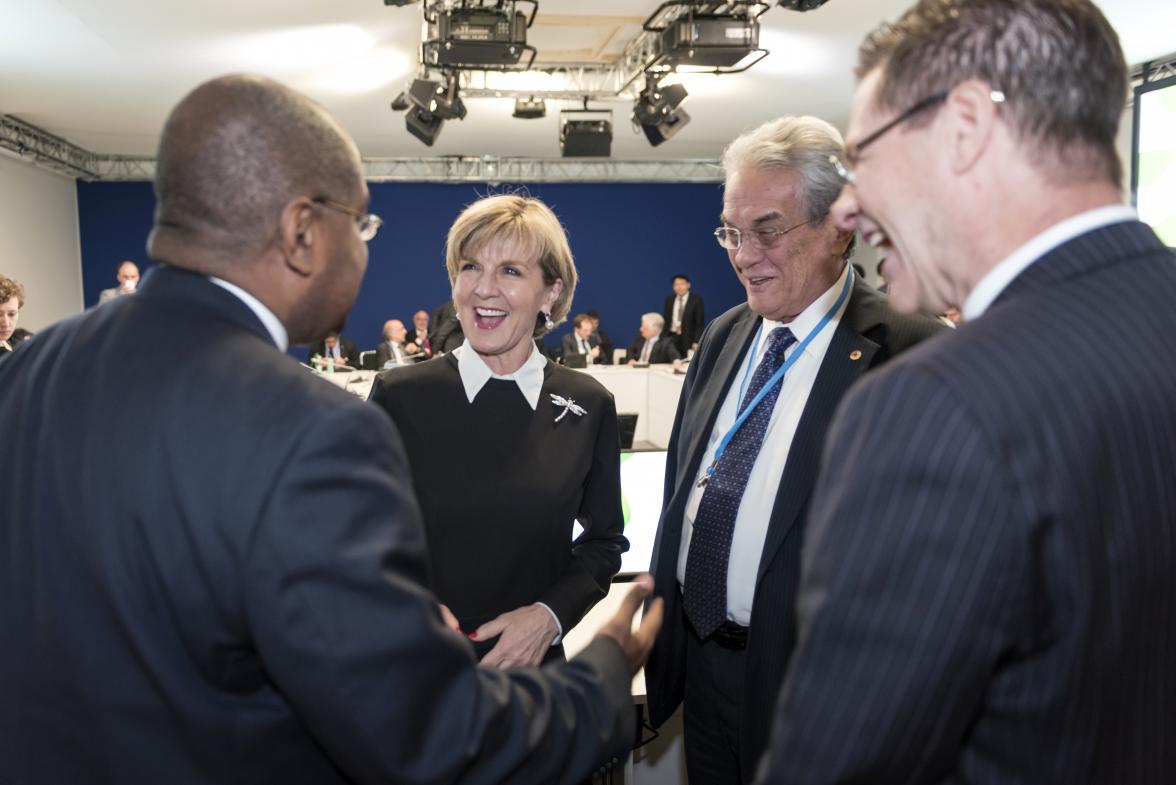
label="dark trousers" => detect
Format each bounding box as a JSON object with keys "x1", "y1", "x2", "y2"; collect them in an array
[{"x1": 683, "y1": 619, "x2": 748, "y2": 785}]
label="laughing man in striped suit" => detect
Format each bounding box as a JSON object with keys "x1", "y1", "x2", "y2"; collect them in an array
[{"x1": 756, "y1": 1, "x2": 1176, "y2": 783}]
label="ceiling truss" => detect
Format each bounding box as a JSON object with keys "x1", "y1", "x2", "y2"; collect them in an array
[{"x1": 3, "y1": 115, "x2": 721, "y2": 183}]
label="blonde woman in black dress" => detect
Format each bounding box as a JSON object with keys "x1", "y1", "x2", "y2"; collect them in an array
[{"x1": 369, "y1": 195, "x2": 627, "y2": 668}]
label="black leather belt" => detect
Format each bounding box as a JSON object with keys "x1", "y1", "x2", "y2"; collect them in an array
[{"x1": 710, "y1": 621, "x2": 749, "y2": 651}]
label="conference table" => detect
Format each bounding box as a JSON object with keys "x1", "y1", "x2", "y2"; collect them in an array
[{"x1": 313, "y1": 362, "x2": 687, "y2": 449}]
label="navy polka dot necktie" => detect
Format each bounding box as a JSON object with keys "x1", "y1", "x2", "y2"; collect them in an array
[{"x1": 683, "y1": 326, "x2": 797, "y2": 640}]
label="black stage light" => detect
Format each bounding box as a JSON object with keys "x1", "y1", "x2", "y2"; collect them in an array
[
  {"x1": 383, "y1": 0, "x2": 419, "y2": 5},
  {"x1": 561, "y1": 120, "x2": 611, "y2": 156},
  {"x1": 633, "y1": 79, "x2": 690, "y2": 147},
  {"x1": 405, "y1": 107, "x2": 444, "y2": 146},
  {"x1": 433, "y1": 7, "x2": 529, "y2": 67},
  {"x1": 658, "y1": 14, "x2": 759, "y2": 68},
  {"x1": 777, "y1": 0, "x2": 832, "y2": 9},
  {"x1": 513, "y1": 96, "x2": 546, "y2": 119},
  {"x1": 399, "y1": 76, "x2": 467, "y2": 145},
  {"x1": 560, "y1": 115, "x2": 612, "y2": 157},
  {"x1": 640, "y1": 107, "x2": 691, "y2": 146}
]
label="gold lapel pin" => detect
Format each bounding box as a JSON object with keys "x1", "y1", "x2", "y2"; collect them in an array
[{"x1": 849, "y1": 350, "x2": 862, "y2": 361}]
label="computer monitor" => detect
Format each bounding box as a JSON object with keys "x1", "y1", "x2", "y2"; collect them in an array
[
  {"x1": 571, "y1": 449, "x2": 667, "y2": 576},
  {"x1": 1132, "y1": 72, "x2": 1176, "y2": 247},
  {"x1": 618, "y1": 450, "x2": 667, "y2": 575}
]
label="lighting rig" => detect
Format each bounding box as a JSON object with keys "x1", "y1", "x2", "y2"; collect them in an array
[{"x1": 382, "y1": 0, "x2": 835, "y2": 152}]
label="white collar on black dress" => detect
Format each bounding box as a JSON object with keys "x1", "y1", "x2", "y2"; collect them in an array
[{"x1": 454, "y1": 339, "x2": 548, "y2": 410}]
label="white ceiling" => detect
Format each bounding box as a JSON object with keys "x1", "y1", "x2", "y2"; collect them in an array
[{"x1": 0, "y1": 0, "x2": 1172, "y2": 162}]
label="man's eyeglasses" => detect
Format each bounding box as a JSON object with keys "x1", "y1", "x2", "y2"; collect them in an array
[
  {"x1": 713, "y1": 219, "x2": 809, "y2": 251},
  {"x1": 313, "y1": 197, "x2": 383, "y2": 242},
  {"x1": 831, "y1": 88, "x2": 1005, "y2": 186}
]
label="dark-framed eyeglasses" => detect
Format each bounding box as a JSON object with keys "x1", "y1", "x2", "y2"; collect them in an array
[
  {"x1": 312, "y1": 197, "x2": 383, "y2": 242},
  {"x1": 832, "y1": 88, "x2": 1005, "y2": 186},
  {"x1": 713, "y1": 219, "x2": 809, "y2": 251}
]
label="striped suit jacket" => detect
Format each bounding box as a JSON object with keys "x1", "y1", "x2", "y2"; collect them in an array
[
  {"x1": 645, "y1": 277, "x2": 944, "y2": 775},
  {"x1": 756, "y1": 220, "x2": 1176, "y2": 784}
]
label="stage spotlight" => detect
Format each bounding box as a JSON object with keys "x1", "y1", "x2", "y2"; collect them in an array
[
  {"x1": 777, "y1": 0, "x2": 832, "y2": 9},
  {"x1": 399, "y1": 76, "x2": 466, "y2": 146},
  {"x1": 632, "y1": 79, "x2": 690, "y2": 147},
  {"x1": 559, "y1": 107, "x2": 612, "y2": 157},
  {"x1": 513, "y1": 96, "x2": 546, "y2": 119},
  {"x1": 390, "y1": 91, "x2": 410, "y2": 111},
  {"x1": 405, "y1": 107, "x2": 444, "y2": 146}
]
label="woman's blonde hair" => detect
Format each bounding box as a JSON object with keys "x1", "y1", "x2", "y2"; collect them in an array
[{"x1": 445, "y1": 194, "x2": 577, "y2": 336}]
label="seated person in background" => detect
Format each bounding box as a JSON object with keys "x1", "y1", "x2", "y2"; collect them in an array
[
  {"x1": 307, "y1": 331, "x2": 357, "y2": 369},
  {"x1": 560, "y1": 313, "x2": 601, "y2": 365},
  {"x1": 409, "y1": 309, "x2": 432, "y2": 357},
  {"x1": 374, "y1": 319, "x2": 416, "y2": 368},
  {"x1": 1, "y1": 275, "x2": 26, "y2": 354},
  {"x1": 627, "y1": 312, "x2": 682, "y2": 365},
  {"x1": 98, "y1": 260, "x2": 140, "y2": 304},
  {"x1": 586, "y1": 310, "x2": 614, "y2": 364},
  {"x1": 429, "y1": 298, "x2": 464, "y2": 355},
  {"x1": 369, "y1": 193, "x2": 629, "y2": 670}
]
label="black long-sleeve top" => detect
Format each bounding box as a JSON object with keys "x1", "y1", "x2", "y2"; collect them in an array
[{"x1": 368, "y1": 354, "x2": 628, "y2": 651}]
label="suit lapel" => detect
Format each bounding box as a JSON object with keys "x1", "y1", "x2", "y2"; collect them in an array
[{"x1": 755, "y1": 283, "x2": 881, "y2": 584}]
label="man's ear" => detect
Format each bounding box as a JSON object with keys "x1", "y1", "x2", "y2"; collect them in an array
[
  {"x1": 278, "y1": 198, "x2": 318, "y2": 277},
  {"x1": 943, "y1": 80, "x2": 1002, "y2": 175}
]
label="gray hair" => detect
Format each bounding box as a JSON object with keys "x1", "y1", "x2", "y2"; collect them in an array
[
  {"x1": 721, "y1": 116, "x2": 855, "y2": 258},
  {"x1": 641, "y1": 312, "x2": 665, "y2": 332},
  {"x1": 857, "y1": 0, "x2": 1126, "y2": 186}
]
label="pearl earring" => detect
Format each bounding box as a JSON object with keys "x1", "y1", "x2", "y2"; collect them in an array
[{"x1": 543, "y1": 311, "x2": 555, "y2": 331}]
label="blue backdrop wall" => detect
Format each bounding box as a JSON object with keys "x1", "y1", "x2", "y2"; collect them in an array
[{"x1": 76, "y1": 180, "x2": 747, "y2": 359}]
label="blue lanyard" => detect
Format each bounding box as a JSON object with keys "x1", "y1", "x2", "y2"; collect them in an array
[{"x1": 698, "y1": 266, "x2": 855, "y2": 488}]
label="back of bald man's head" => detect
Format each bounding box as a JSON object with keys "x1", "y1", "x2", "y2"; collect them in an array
[{"x1": 151, "y1": 75, "x2": 362, "y2": 266}]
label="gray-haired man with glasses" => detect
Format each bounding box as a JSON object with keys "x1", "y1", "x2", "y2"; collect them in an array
[{"x1": 644, "y1": 114, "x2": 942, "y2": 785}]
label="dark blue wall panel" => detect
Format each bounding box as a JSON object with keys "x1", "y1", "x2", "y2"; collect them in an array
[{"x1": 76, "y1": 180, "x2": 747, "y2": 359}]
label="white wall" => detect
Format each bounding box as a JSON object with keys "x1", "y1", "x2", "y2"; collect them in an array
[{"x1": 0, "y1": 151, "x2": 83, "y2": 332}]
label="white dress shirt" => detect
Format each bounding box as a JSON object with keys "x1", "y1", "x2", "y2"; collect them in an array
[
  {"x1": 672, "y1": 294, "x2": 686, "y2": 332},
  {"x1": 209, "y1": 276, "x2": 288, "y2": 351},
  {"x1": 677, "y1": 263, "x2": 851, "y2": 626},
  {"x1": 963, "y1": 205, "x2": 1136, "y2": 321}
]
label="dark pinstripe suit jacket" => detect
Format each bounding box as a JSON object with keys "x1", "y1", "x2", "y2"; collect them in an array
[
  {"x1": 756, "y1": 220, "x2": 1176, "y2": 784},
  {"x1": 645, "y1": 277, "x2": 944, "y2": 774}
]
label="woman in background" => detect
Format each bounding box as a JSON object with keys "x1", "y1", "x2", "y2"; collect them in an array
[
  {"x1": 0, "y1": 276, "x2": 26, "y2": 354},
  {"x1": 369, "y1": 194, "x2": 627, "y2": 667}
]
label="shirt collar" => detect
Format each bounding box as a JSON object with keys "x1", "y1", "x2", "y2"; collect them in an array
[
  {"x1": 208, "y1": 276, "x2": 289, "y2": 351},
  {"x1": 761, "y1": 261, "x2": 851, "y2": 355},
  {"x1": 455, "y1": 339, "x2": 548, "y2": 410},
  {"x1": 963, "y1": 205, "x2": 1136, "y2": 321}
]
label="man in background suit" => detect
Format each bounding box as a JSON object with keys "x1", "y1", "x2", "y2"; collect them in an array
[
  {"x1": 409, "y1": 309, "x2": 432, "y2": 358},
  {"x1": 662, "y1": 274, "x2": 704, "y2": 356},
  {"x1": 756, "y1": 1, "x2": 1176, "y2": 783},
  {"x1": 586, "y1": 310, "x2": 614, "y2": 365},
  {"x1": 98, "y1": 260, "x2": 140, "y2": 303},
  {"x1": 644, "y1": 115, "x2": 942, "y2": 784},
  {"x1": 374, "y1": 319, "x2": 415, "y2": 368},
  {"x1": 307, "y1": 330, "x2": 358, "y2": 368},
  {"x1": 429, "y1": 298, "x2": 463, "y2": 354},
  {"x1": 560, "y1": 313, "x2": 601, "y2": 364},
  {"x1": 626, "y1": 312, "x2": 682, "y2": 365},
  {"x1": 0, "y1": 74, "x2": 662, "y2": 785}
]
